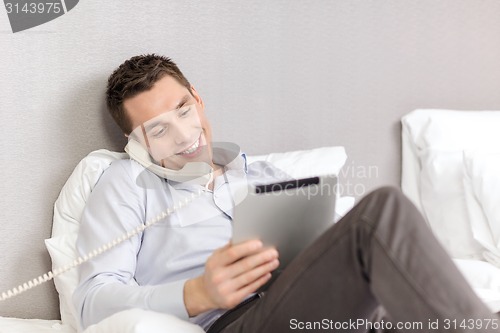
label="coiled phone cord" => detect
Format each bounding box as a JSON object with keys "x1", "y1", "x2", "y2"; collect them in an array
[{"x1": 0, "y1": 189, "x2": 203, "y2": 301}]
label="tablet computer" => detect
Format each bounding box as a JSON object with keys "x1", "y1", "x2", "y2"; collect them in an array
[{"x1": 231, "y1": 175, "x2": 338, "y2": 269}]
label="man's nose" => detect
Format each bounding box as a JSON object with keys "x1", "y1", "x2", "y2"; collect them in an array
[{"x1": 172, "y1": 124, "x2": 192, "y2": 145}]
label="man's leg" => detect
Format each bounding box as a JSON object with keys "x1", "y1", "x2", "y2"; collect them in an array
[{"x1": 219, "y1": 187, "x2": 497, "y2": 333}]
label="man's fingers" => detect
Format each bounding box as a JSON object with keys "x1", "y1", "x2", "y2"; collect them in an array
[
  {"x1": 216, "y1": 257, "x2": 279, "y2": 300},
  {"x1": 214, "y1": 239, "x2": 264, "y2": 266},
  {"x1": 225, "y1": 247, "x2": 279, "y2": 279},
  {"x1": 231, "y1": 258, "x2": 279, "y2": 288}
]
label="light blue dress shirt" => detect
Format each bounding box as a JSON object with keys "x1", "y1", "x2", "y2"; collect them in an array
[{"x1": 73, "y1": 149, "x2": 289, "y2": 331}]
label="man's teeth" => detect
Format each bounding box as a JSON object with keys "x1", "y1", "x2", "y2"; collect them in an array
[{"x1": 180, "y1": 139, "x2": 200, "y2": 154}]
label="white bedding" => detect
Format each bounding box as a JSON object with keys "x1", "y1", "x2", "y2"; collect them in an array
[
  {"x1": 454, "y1": 259, "x2": 500, "y2": 313},
  {"x1": 402, "y1": 109, "x2": 500, "y2": 314}
]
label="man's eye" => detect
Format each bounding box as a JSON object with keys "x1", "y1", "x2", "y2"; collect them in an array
[
  {"x1": 151, "y1": 127, "x2": 167, "y2": 138},
  {"x1": 179, "y1": 105, "x2": 192, "y2": 117}
]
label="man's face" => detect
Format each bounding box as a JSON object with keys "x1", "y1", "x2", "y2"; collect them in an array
[{"x1": 124, "y1": 75, "x2": 213, "y2": 170}]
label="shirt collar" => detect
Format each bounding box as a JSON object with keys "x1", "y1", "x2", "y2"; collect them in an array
[{"x1": 167, "y1": 142, "x2": 247, "y2": 190}]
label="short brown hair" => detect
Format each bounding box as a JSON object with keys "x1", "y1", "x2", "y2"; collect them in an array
[{"x1": 106, "y1": 54, "x2": 192, "y2": 134}]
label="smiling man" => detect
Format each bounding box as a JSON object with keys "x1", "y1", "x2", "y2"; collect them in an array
[{"x1": 73, "y1": 54, "x2": 498, "y2": 333}]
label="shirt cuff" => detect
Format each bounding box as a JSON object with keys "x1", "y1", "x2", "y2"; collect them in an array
[{"x1": 147, "y1": 279, "x2": 189, "y2": 320}]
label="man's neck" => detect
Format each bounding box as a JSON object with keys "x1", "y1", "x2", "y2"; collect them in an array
[
  {"x1": 206, "y1": 164, "x2": 225, "y2": 191},
  {"x1": 213, "y1": 163, "x2": 224, "y2": 178}
]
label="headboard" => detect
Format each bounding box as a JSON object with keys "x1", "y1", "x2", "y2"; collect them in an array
[{"x1": 2, "y1": 0, "x2": 500, "y2": 320}]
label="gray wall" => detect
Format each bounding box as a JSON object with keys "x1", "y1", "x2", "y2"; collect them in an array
[{"x1": 1, "y1": 0, "x2": 500, "y2": 320}]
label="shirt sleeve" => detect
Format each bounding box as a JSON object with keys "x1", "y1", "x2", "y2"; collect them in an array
[{"x1": 72, "y1": 160, "x2": 189, "y2": 330}]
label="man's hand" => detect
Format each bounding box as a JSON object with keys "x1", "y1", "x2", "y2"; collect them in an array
[{"x1": 184, "y1": 240, "x2": 279, "y2": 317}]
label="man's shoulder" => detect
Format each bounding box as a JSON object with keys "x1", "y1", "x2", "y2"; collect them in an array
[
  {"x1": 102, "y1": 158, "x2": 140, "y2": 177},
  {"x1": 98, "y1": 158, "x2": 163, "y2": 189}
]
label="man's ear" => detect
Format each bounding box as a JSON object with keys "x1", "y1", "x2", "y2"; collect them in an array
[{"x1": 190, "y1": 85, "x2": 204, "y2": 109}]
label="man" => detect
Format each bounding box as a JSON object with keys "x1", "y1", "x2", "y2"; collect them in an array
[{"x1": 73, "y1": 54, "x2": 498, "y2": 332}]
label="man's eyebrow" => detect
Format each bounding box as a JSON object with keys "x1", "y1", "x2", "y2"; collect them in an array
[{"x1": 174, "y1": 95, "x2": 190, "y2": 109}]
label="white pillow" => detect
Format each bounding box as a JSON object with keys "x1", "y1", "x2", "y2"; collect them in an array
[
  {"x1": 463, "y1": 151, "x2": 500, "y2": 264},
  {"x1": 401, "y1": 109, "x2": 500, "y2": 259},
  {"x1": 46, "y1": 147, "x2": 351, "y2": 331},
  {"x1": 246, "y1": 146, "x2": 347, "y2": 179},
  {"x1": 403, "y1": 109, "x2": 500, "y2": 151},
  {"x1": 418, "y1": 148, "x2": 484, "y2": 259},
  {"x1": 401, "y1": 109, "x2": 500, "y2": 212},
  {"x1": 401, "y1": 125, "x2": 423, "y2": 212}
]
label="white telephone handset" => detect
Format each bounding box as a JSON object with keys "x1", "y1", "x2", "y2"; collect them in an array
[{"x1": 125, "y1": 138, "x2": 214, "y2": 185}]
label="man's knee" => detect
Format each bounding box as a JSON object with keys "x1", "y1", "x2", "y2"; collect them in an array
[
  {"x1": 356, "y1": 186, "x2": 420, "y2": 230},
  {"x1": 367, "y1": 186, "x2": 404, "y2": 200}
]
